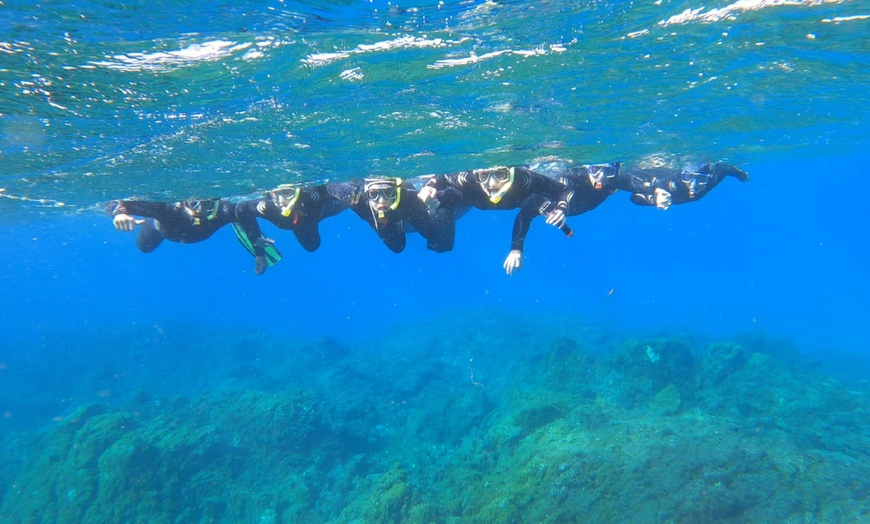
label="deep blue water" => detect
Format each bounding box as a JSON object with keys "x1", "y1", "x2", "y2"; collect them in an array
[{"x1": 1, "y1": 0, "x2": 869, "y2": 520}]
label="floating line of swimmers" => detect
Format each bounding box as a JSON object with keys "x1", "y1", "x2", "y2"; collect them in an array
[{"x1": 107, "y1": 160, "x2": 749, "y2": 275}]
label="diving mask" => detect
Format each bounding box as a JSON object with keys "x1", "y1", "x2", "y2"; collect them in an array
[
  {"x1": 184, "y1": 199, "x2": 221, "y2": 225},
  {"x1": 364, "y1": 178, "x2": 402, "y2": 223},
  {"x1": 587, "y1": 164, "x2": 617, "y2": 190},
  {"x1": 474, "y1": 167, "x2": 514, "y2": 204},
  {"x1": 679, "y1": 171, "x2": 712, "y2": 199},
  {"x1": 271, "y1": 187, "x2": 302, "y2": 217}
]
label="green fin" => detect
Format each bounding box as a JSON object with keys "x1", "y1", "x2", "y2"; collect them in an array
[
  {"x1": 263, "y1": 243, "x2": 282, "y2": 266},
  {"x1": 231, "y1": 223, "x2": 282, "y2": 266},
  {"x1": 231, "y1": 223, "x2": 257, "y2": 256}
]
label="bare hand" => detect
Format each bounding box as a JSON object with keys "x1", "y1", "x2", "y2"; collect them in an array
[
  {"x1": 113, "y1": 214, "x2": 145, "y2": 232},
  {"x1": 418, "y1": 186, "x2": 440, "y2": 211},
  {"x1": 654, "y1": 188, "x2": 672, "y2": 210},
  {"x1": 545, "y1": 208, "x2": 566, "y2": 228},
  {"x1": 503, "y1": 249, "x2": 523, "y2": 275}
]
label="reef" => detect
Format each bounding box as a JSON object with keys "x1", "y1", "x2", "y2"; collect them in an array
[{"x1": 1, "y1": 316, "x2": 868, "y2": 522}]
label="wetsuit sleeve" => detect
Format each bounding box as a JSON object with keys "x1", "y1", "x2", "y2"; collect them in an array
[
  {"x1": 616, "y1": 170, "x2": 666, "y2": 207},
  {"x1": 319, "y1": 183, "x2": 354, "y2": 219},
  {"x1": 510, "y1": 194, "x2": 550, "y2": 252},
  {"x1": 400, "y1": 186, "x2": 454, "y2": 253},
  {"x1": 629, "y1": 192, "x2": 657, "y2": 207},
  {"x1": 425, "y1": 174, "x2": 467, "y2": 208},
  {"x1": 526, "y1": 170, "x2": 571, "y2": 213},
  {"x1": 112, "y1": 200, "x2": 177, "y2": 221}
]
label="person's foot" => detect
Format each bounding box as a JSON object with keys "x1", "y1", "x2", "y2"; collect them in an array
[{"x1": 719, "y1": 163, "x2": 750, "y2": 182}]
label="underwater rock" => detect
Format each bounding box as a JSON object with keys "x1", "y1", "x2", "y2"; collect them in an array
[
  {"x1": 509, "y1": 390, "x2": 570, "y2": 436},
  {"x1": 699, "y1": 341, "x2": 748, "y2": 386},
  {"x1": 338, "y1": 462, "x2": 413, "y2": 521},
  {"x1": 651, "y1": 384, "x2": 682, "y2": 416},
  {"x1": 610, "y1": 338, "x2": 696, "y2": 407},
  {"x1": 543, "y1": 336, "x2": 597, "y2": 392}
]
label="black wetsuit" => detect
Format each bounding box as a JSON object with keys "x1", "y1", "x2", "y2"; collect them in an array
[
  {"x1": 618, "y1": 162, "x2": 749, "y2": 207},
  {"x1": 108, "y1": 199, "x2": 253, "y2": 253},
  {"x1": 347, "y1": 180, "x2": 453, "y2": 253},
  {"x1": 234, "y1": 184, "x2": 350, "y2": 256},
  {"x1": 427, "y1": 166, "x2": 572, "y2": 253},
  {"x1": 531, "y1": 162, "x2": 622, "y2": 217}
]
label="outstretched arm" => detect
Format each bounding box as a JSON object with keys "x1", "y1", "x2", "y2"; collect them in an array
[
  {"x1": 107, "y1": 200, "x2": 168, "y2": 231},
  {"x1": 504, "y1": 196, "x2": 545, "y2": 275}
]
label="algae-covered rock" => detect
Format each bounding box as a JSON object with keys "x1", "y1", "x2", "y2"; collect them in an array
[
  {"x1": 338, "y1": 462, "x2": 413, "y2": 522},
  {"x1": 85, "y1": 435, "x2": 163, "y2": 522},
  {"x1": 652, "y1": 384, "x2": 682, "y2": 415},
  {"x1": 543, "y1": 336, "x2": 596, "y2": 392},
  {"x1": 510, "y1": 390, "x2": 570, "y2": 435},
  {"x1": 699, "y1": 341, "x2": 748, "y2": 386},
  {"x1": 612, "y1": 338, "x2": 696, "y2": 405}
]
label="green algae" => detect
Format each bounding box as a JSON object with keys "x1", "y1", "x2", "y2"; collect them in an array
[{"x1": 2, "y1": 319, "x2": 869, "y2": 522}]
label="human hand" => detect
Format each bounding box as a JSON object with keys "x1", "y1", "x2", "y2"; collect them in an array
[
  {"x1": 418, "y1": 186, "x2": 440, "y2": 211},
  {"x1": 654, "y1": 188, "x2": 672, "y2": 210},
  {"x1": 545, "y1": 208, "x2": 566, "y2": 228},
  {"x1": 113, "y1": 213, "x2": 145, "y2": 232},
  {"x1": 503, "y1": 249, "x2": 523, "y2": 275},
  {"x1": 254, "y1": 255, "x2": 268, "y2": 276}
]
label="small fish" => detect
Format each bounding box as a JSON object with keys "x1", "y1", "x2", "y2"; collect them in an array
[{"x1": 606, "y1": 288, "x2": 615, "y2": 298}]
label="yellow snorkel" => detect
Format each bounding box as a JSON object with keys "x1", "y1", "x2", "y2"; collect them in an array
[
  {"x1": 277, "y1": 187, "x2": 302, "y2": 217},
  {"x1": 364, "y1": 177, "x2": 402, "y2": 227},
  {"x1": 188, "y1": 199, "x2": 221, "y2": 226},
  {"x1": 388, "y1": 177, "x2": 402, "y2": 212},
  {"x1": 487, "y1": 167, "x2": 515, "y2": 204},
  {"x1": 206, "y1": 200, "x2": 221, "y2": 221}
]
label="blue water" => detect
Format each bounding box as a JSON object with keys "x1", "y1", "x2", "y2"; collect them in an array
[{"x1": 1, "y1": 0, "x2": 869, "y2": 521}]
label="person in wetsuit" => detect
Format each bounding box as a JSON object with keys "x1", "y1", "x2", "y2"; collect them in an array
[
  {"x1": 233, "y1": 183, "x2": 350, "y2": 274},
  {"x1": 419, "y1": 166, "x2": 573, "y2": 275},
  {"x1": 528, "y1": 161, "x2": 623, "y2": 216},
  {"x1": 531, "y1": 160, "x2": 749, "y2": 213},
  {"x1": 349, "y1": 177, "x2": 454, "y2": 254},
  {"x1": 618, "y1": 162, "x2": 749, "y2": 209},
  {"x1": 107, "y1": 198, "x2": 274, "y2": 274}
]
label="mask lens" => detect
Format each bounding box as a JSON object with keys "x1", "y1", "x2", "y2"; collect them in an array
[
  {"x1": 681, "y1": 172, "x2": 711, "y2": 186},
  {"x1": 367, "y1": 187, "x2": 396, "y2": 201},
  {"x1": 475, "y1": 170, "x2": 509, "y2": 184}
]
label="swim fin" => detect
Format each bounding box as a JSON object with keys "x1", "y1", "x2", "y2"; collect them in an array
[{"x1": 231, "y1": 223, "x2": 282, "y2": 266}]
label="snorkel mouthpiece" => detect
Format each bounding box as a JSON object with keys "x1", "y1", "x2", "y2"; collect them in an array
[
  {"x1": 281, "y1": 188, "x2": 301, "y2": 217},
  {"x1": 364, "y1": 177, "x2": 402, "y2": 228},
  {"x1": 486, "y1": 167, "x2": 514, "y2": 204}
]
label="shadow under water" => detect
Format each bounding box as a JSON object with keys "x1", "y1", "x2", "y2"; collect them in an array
[{"x1": 1, "y1": 314, "x2": 868, "y2": 522}]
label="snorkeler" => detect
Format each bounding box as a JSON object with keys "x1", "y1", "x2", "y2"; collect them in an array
[
  {"x1": 618, "y1": 162, "x2": 750, "y2": 209},
  {"x1": 531, "y1": 160, "x2": 749, "y2": 213},
  {"x1": 233, "y1": 183, "x2": 350, "y2": 274},
  {"x1": 528, "y1": 161, "x2": 623, "y2": 216},
  {"x1": 349, "y1": 177, "x2": 454, "y2": 253},
  {"x1": 107, "y1": 198, "x2": 280, "y2": 274},
  {"x1": 419, "y1": 166, "x2": 574, "y2": 275}
]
